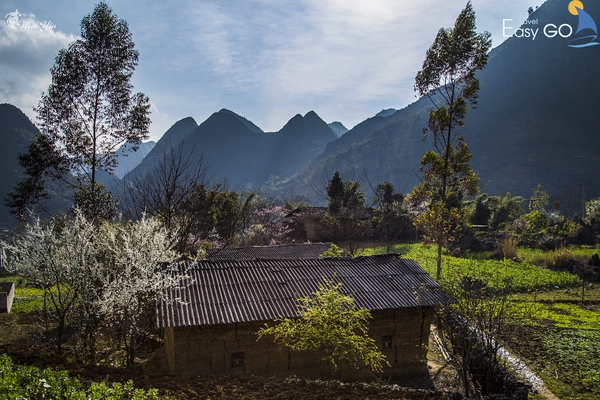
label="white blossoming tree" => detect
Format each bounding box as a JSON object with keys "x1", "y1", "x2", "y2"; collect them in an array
[
  {"x1": 1, "y1": 210, "x2": 180, "y2": 364},
  {"x1": 2, "y1": 211, "x2": 102, "y2": 354},
  {"x1": 97, "y1": 215, "x2": 177, "y2": 365}
]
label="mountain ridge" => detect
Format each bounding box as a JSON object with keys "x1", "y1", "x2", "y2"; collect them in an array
[
  {"x1": 279, "y1": 0, "x2": 600, "y2": 208},
  {"x1": 126, "y1": 109, "x2": 337, "y2": 191}
]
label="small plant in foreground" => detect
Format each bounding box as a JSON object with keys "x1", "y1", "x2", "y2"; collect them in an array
[
  {"x1": 258, "y1": 277, "x2": 388, "y2": 373},
  {"x1": 0, "y1": 353, "x2": 169, "y2": 399}
]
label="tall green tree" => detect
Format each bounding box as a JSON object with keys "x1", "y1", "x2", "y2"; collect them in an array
[
  {"x1": 7, "y1": 2, "x2": 150, "y2": 221},
  {"x1": 372, "y1": 182, "x2": 409, "y2": 248},
  {"x1": 409, "y1": 2, "x2": 491, "y2": 280},
  {"x1": 324, "y1": 171, "x2": 368, "y2": 256},
  {"x1": 528, "y1": 184, "x2": 549, "y2": 213},
  {"x1": 326, "y1": 171, "x2": 345, "y2": 215}
]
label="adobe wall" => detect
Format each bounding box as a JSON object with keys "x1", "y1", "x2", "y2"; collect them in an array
[{"x1": 164, "y1": 306, "x2": 434, "y2": 381}]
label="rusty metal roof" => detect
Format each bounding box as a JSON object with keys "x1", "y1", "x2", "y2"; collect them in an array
[
  {"x1": 205, "y1": 243, "x2": 339, "y2": 261},
  {"x1": 156, "y1": 254, "x2": 450, "y2": 328}
]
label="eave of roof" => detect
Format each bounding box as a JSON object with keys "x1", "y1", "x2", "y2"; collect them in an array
[{"x1": 156, "y1": 254, "x2": 450, "y2": 329}]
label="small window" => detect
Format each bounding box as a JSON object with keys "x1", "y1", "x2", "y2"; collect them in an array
[
  {"x1": 231, "y1": 352, "x2": 244, "y2": 368},
  {"x1": 382, "y1": 335, "x2": 392, "y2": 350}
]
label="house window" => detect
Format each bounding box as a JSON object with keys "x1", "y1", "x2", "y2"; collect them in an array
[
  {"x1": 231, "y1": 352, "x2": 244, "y2": 368},
  {"x1": 382, "y1": 335, "x2": 392, "y2": 350}
]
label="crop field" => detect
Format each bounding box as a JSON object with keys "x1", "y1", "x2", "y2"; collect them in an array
[{"x1": 363, "y1": 244, "x2": 582, "y2": 291}]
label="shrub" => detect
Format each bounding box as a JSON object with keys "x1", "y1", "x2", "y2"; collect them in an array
[
  {"x1": 495, "y1": 236, "x2": 518, "y2": 260},
  {"x1": 551, "y1": 247, "x2": 573, "y2": 270}
]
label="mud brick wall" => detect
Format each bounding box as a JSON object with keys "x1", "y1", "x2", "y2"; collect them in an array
[{"x1": 164, "y1": 306, "x2": 434, "y2": 381}]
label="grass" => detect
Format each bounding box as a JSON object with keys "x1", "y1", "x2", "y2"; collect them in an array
[
  {"x1": 517, "y1": 245, "x2": 599, "y2": 266},
  {"x1": 536, "y1": 330, "x2": 600, "y2": 398},
  {"x1": 0, "y1": 275, "x2": 45, "y2": 313}
]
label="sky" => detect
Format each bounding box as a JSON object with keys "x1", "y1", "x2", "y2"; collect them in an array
[{"x1": 0, "y1": 0, "x2": 537, "y2": 141}]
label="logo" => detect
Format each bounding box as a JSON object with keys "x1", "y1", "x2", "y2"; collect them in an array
[
  {"x1": 4, "y1": 9, "x2": 20, "y2": 28},
  {"x1": 4, "y1": 9, "x2": 56, "y2": 32},
  {"x1": 502, "y1": 0, "x2": 599, "y2": 48},
  {"x1": 567, "y1": 1, "x2": 599, "y2": 48}
]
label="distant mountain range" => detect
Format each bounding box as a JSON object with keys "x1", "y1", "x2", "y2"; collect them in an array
[
  {"x1": 0, "y1": 104, "x2": 39, "y2": 226},
  {"x1": 279, "y1": 0, "x2": 600, "y2": 211},
  {"x1": 2, "y1": 0, "x2": 599, "y2": 220},
  {"x1": 328, "y1": 122, "x2": 348, "y2": 138},
  {"x1": 125, "y1": 109, "x2": 338, "y2": 191},
  {"x1": 112, "y1": 141, "x2": 156, "y2": 179},
  {"x1": 0, "y1": 104, "x2": 73, "y2": 226}
]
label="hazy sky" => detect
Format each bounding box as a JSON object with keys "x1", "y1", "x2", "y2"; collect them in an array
[{"x1": 0, "y1": 0, "x2": 535, "y2": 141}]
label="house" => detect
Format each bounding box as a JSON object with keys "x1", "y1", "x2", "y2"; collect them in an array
[
  {"x1": 205, "y1": 242, "x2": 341, "y2": 260},
  {"x1": 156, "y1": 254, "x2": 449, "y2": 381}
]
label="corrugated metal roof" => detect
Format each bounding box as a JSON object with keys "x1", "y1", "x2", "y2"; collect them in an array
[
  {"x1": 156, "y1": 254, "x2": 450, "y2": 328},
  {"x1": 205, "y1": 243, "x2": 339, "y2": 260}
]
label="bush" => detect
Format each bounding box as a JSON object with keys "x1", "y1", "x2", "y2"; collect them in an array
[
  {"x1": 551, "y1": 247, "x2": 573, "y2": 270},
  {"x1": 494, "y1": 236, "x2": 518, "y2": 260}
]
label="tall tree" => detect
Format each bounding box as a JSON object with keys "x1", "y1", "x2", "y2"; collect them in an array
[
  {"x1": 371, "y1": 181, "x2": 409, "y2": 249},
  {"x1": 324, "y1": 171, "x2": 368, "y2": 256},
  {"x1": 7, "y1": 2, "x2": 150, "y2": 220},
  {"x1": 528, "y1": 184, "x2": 549, "y2": 213},
  {"x1": 326, "y1": 171, "x2": 345, "y2": 215},
  {"x1": 409, "y1": 2, "x2": 491, "y2": 280}
]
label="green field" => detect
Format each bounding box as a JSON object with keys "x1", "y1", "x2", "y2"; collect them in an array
[
  {"x1": 364, "y1": 243, "x2": 600, "y2": 399},
  {"x1": 363, "y1": 243, "x2": 582, "y2": 291}
]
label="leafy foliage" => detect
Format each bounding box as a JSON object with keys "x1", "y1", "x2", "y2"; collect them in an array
[
  {"x1": 8, "y1": 2, "x2": 150, "y2": 221},
  {"x1": 320, "y1": 243, "x2": 345, "y2": 258},
  {"x1": 585, "y1": 197, "x2": 600, "y2": 224},
  {"x1": 73, "y1": 182, "x2": 119, "y2": 223},
  {"x1": 371, "y1": 182, "x2": 411, "y2": 244},
  {"x1": 323, "y1": 171, "x2": 368, "y2": 256},
  {"x1": 5, "y1": 133, "x2": 70, "y2": 221},
  {"x1": 538, "y1": 330, "x2": 600, "y2": 395},
  {"x1": 528, "y1": 184, "x2": 549, "y2": 213},
  {"x1": 0, "y1": 354, "x2": 167, "y2": 399},
  {"x1": 258, "y1": 278, "x2": 388, "y2": 373},
  {"x1": 120, "y1": 139, "x2": 258, "y2": 253},
  {"x1": 409, "y1": 1, "x2": 491, "y2": 279},
  {"x1": 488, "y1": 193, "x2": 524, "y2": 230}
]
